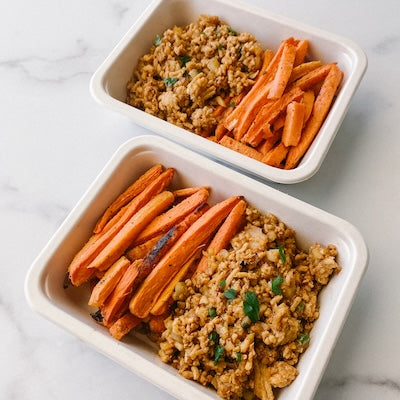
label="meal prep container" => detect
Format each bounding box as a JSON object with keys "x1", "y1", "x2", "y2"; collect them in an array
[
  {"x1": 25, "y1": 136, "x2": 368, "y2": 400},
  {"x1": 90, "y1": 0, "x2": 367, "y2": 184}
]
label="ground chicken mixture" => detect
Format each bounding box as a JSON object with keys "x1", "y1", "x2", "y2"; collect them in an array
[
  {"x1": 158, "y1": 207, "x2": 340, "y2": 400},
  {"x1": 126, "y1": 15, "x2": 263, "y2": 135}
]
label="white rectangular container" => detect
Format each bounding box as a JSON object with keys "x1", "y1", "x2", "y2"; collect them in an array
[
  {"x1": 25, "y1": 136, "x2": 368, "y2": 400},
  {"x1": 90, "y1": 0, "x2": 367, "y2": 184}
]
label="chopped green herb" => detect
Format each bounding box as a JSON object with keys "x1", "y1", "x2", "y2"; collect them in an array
[
  {"x1": 241, "y1": 320, "x2": 250, "y2": 329},
  {"x1": 224, "y1": 288, "x2": 237, "y2": 301},
  {"x1": 271, "y1": 274, "x2": 284, "y2": 295},
  {"x1": 297, "y1": 300, "x2": 305, "y2": 313},
  {"x1": 209, "y1": 331, "x2": 219, "y2": 343},
  {"x1": 208, "y1": 307, "x2": 217, "y2": 318},
  {"x1": 214, "y1": 345, "x2": 225, "y2": 365},
  {"x1": 236, "y1": 352, "x2": 242, "y2": 361},
  {"x1": 243, "y1": 291, "x2": 260, "y2": 323},
  {"x1": 164, "y1": 77, "x2": 178, "y2": 87},
  {"x1": 227, "y1": 27, "x2": 237, "y2": 36},
  {"x1": 219, "y1": 279, "x2": 226, "y2": 288},
  {"x1": 154, "y1": 34, "x2": 162, "y2": 46},
  {"x1": 218, "y1": 44, "x2": 223, "y2": 50},
  {"x1": 298, "y1": 333, "x2": 310, "y2": 346},
  {"x1": 228, "y1": 102, "x2": 235, "y2": 107},
  {"x1": 179, "y1": 55, "x2": 191, "y2": 67},
  {"x1": 237, "y1": 45, "x2": 243, "y2": 53},
  {"x1": 276, "y1": 245, "x2": 286, "y2": 263}
]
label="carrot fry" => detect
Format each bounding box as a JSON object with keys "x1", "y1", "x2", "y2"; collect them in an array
[
  {"x1": 101, "y1": 259, "x2": 143, "y2": 325},
  {"x1": 219, "y1": 136, "x2": 264, "y2": 162},
  {"x1": 109, "y1": 313, "x2": 141, "y2": 340},
  {"x1": 129, "y1": 196, "x2": 243, "y2": 318},
  {"x1": 148, "y1": 314, "x2": 169, "y2": 333},
  {"x1": 294, "y1": 40, "x2": 309, "y2": 66},
  {"x1": 256, "y1": 130, "x2": 282, "y2": 155},
  {"x1": 88, "y1": 191, "x2": 175, "y2": 272},
  {"x1": 285, "y1": 64, "x2": 343, "y2": 169},
  {"x1": 262, "y1": 142, "x2": 289, "y2": 168},
  {"x1": 88, "y1": 256, "x2": 131, "y2": 307},
  {"x1": 93, "y1": 165, "x2": 163, "y2": 234},
  {"x1": 150, "y1": 250, "x2": 202, "y2": 315},
  {"x1": 68, "y1": 168, "x2": 175, "y2": 286},
  {"x1": 302, "y1": 90, "x2": 315, "y2": 126},
  {"x1": 289, "y1": 61, "x2": 322, "y2": 84},
  {"x1": 133, "y1": 187, "x2": 209, "y2": 245},
  {"x1": 255, "y1": 49, "x2": 275, "y2": 82},
  {"x1": 196, "y1": 199, "x2": 247, "y2": 273},
  {"x1": 130, "y1": 203, "x2": 210, "y2": 292},
  {"x1": 212, "y1": 105, "x2": 226, "y2": 118},
  {"x1": 272, "y1": 114, "x2": 285, "y2": 132},
  {"x1": 292, "y1": 63, "x2": 333, "y2": 91},
  {"x1": 282, "y1": 101, "x2": 305, "y2": 147},
  {"x1": 125, "y1": 234, "x2": 163, "y2": 261},
  {"x1": 268, "y1": 41, "x2": 297, "y2": 99},
  {"x1": 173, "y1": 186, "x2": 209, "y2": 199}
]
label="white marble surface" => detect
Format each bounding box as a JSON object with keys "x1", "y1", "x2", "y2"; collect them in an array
[{"x1": 1, "y1": 0, "x2": 399, "y2": 399}]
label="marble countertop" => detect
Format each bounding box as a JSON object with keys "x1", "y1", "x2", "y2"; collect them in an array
[{"x1": 1, "y1": 0, "x2": 399, "y2": 399}]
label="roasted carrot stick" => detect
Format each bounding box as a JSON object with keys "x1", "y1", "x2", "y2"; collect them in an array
[
  {"x1": 294, "y1": 40, "x2": 309, "y2": 67},
  {"x1": 88, "y1": 191, "x2": 175, "y2": 272},
  {"x1": 289, "y1": 61, "x2": 322, "y2": 84},
  {"x1": 133, "y1": 187, "x2": 209, "y2": 245},
  {"x1": 285, "y1": 64, "x2": 343, "y2": 169},
  {"x1": 256, "y1": 130, "x2": 282, "y2": 155},
  {"x1": 125, "y1": 234, "x2": 163, "y2": 261},
  {"x1": 148, "y1": 313, "x2": 169, "y2": 333},
  {"x1": 268, "y1": 40, "x2": 297, "y2": 100},
  {"x1": 101, "y1": 259, "x2": 143, "y2": 325},
  {"x1": 263, "y1": 142, "x2": 289, "y2": 168},
  {"x1": 302, "y1": 90, "x2": 315, "y2": 126},
  {"x1": 282, "y1": 101, "x2": 305, "y2": 147},
  {"x1": 88, "y1": 256, "x2": 131, "y2": 307},
  {"x1": 219, "y1": 136, "x2": 264, "y2": 162},
  {"x1": 255, "y1": 49, "x2": 275, "y2": 82},
  {"x1": 68, "y1": 168, "x2": 175, "y2": 286},
  {"x1": 196, "y1": 199, "x2": 247, "y2": 273},
  {"x1": 109, "y1": 313, "x2": 141, "y2": 340},
  {"x1": 93, "y1": 165, "x2": 163, "y2": 234},
  {"x1": 129, "y1": 196, "x2": 243, "y2": 318},
  {"x1": 292, "y1": 63, "x2": 333, "y2": 91},
  {"x1": 172, "y1": 186, "x2": 209, "y2": 199}
]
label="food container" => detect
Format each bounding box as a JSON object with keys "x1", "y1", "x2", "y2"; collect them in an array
[
  {"x1": 25, "y1": 136, "x2": 368, "y2": 400},
  {"x1": 90, "y1": 0, "x2": 367, "y2": 184}
]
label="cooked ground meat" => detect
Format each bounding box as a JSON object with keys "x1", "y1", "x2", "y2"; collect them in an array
[
  {"x1": 126, "y1": 15, "x2": 263, "y2": 135},
  {"x1": 158, "y1": 206, "x2": 340, "y2": 400}
]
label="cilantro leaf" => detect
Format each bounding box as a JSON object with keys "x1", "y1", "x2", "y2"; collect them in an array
[
  {"x1": 236, "y1": 352, "x2": 242, "y2": 361},
  {"x1": 179, "y1": 55, "x2": 191, "y2": 67},
  {"x1": 297, "y1": 300, "x2": 305, "y2": 313},
  {"x1": 224, "y1": 288, "x2": 237, "y2": 301},
  {"x1": 164, "y1": 77, "x2": 178, "y2": 87},
  {"x1": 219, "y1": 279, "x2": 226, "y2": 288},
  {"x1": 209, "y1": 331, "x2": 219, "y2": 343},
  {"x1": 298, "y1": 333, "x2": 310, "y2": 346},
  {"x1": 228, "y1": 102, "x2": 235, "y2": 107},
  {"x1": 243, "y1": 291, "x2": 260, "y2": 323},
  {"x1": 154, "y1": 34, "x2": 162, "y2": 46},
  {"x1": 208, "y1": 307, "x2": 217, "y2": 318},
  {"x1": 276, "y1": 245, "x2": 286, "y2": 263},
  {"x1": 214, "y1": 345, "x2": 225, "y2": 365},
  {"x1": 227, "y1": 27, "x2": 237, "y2": 36},
  {"x1": 271, "y1": 275, "x2": 284, "y2": 295}
]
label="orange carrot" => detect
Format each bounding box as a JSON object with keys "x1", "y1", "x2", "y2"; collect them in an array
[
  {"x1": 88, "y1": 191, "x2": 175, "y2": 272},
  {"x1": 125, "y1": 234, "x2": 163, "y2": 261},
  {"x1": 219, "y1": 136, "x2": 264, "y2": 162},
  {"x1": 292, "y1": 63, "x2": 333, "y2": 91},
  {"x1": 88, "y1": 256, "x2": 131, "y2": 307},
  {"x1": 133, "y1": 187, "x2": 209, "y2": 245},
  {"x1": 256, "y1": 130, "x2": 282, "y2": 155},
  {"x1": 173, "y1": 186, "x2": 209, "y2": 199},
  {"x1": 285, "y1": 64, "x2": 343, "y2": 169},
  {"x1": 196, "y1": 199, "x2": 247, "y2": 273},
  {"x1": 93, "y1": 165, "x2": 163, "y2": 234},
  {"x1": 148, "y1": 314, "x2": 169, "y2": 333},
  {"x1": 109, "y1": 313, "x2": 142, "y2": 340},
  {"x1": 282, "y1": 101, "x2": 305, "y2": 147},
  {"x1": 68, "y1": 168, "x2": 174, "y2": 286},
  {"x1": 289, "y1": 61, "x2": 322, "y2": 84},
  {"x1": 294, "y1": 40, "x2": 309, "y2": 67},
  {"x1": 129, "y1": 196, "x2": 243, "y2": 318},
  {"x1": 255, "y1": 49, "x2": 275, "y2": 82},
  {"x1": 263, "y1": 142, "x2": 289, "y2": 167},
  {"x1": 302, "y1": 90, "x2": 315, "y2": 126}
]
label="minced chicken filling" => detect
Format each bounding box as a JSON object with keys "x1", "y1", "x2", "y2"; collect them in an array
[
  {"x1": 159, "y1": 207, "x2": 340, "y2": 400},
  {"x1": 126, "y1": 15, "x2": 263, "y2": 135}
]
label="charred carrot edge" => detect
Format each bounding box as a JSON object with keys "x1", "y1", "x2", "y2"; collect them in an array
[
  {"x1": 130, "y1": 203, "x2": 210, "y2": 293},
  {"x1": 93, "y1": 165, "x2": 163, "y2": 234},
  {"x1": 109, "y1": 313, "x2": 142, "y2": 340},
  {"x1": 267, "y1": 40, "x2": 297, "y2": 100},
  {"x1": 263, "y1": 142, "x2": 289, "y2": 167},
  {"x1": 196, "y1": 199, "x2": 247, "y2": 274},
  {"x1": 219, "y1": 136, "x2": 264, "y2": 162},
  {"x1": 129, "y1": 196, "x2": 243, "y2": 318},
  {"x1": 101, "y1": 259, "x2": 143, "y2": 325},
  {"x1": 133, "y1": 187, "x2": 209, "y2": 246},
  {"x1": 294, "y1": 40, "x2": 309, "y2": 67},
  {"x1": 125, "y1": 234, "x2": 163, "y2": 261},
  {"x1": 88, "y1": 256, "x2": 131, "y2": 307},
  {"x1": 88, "y1": 191, "x2": 175, "y2": 272},
  {"x1": 150, "y1": 249, "x2": 203, "y2": 315},
  {"x1": 282, "y1": 101, "x2": 305, "y2": 147},
  {"x1": 68, "y1": 168, "x2": 175, "y2": 286},
  {"x1": 173, "y1": 186, "x2": 209, "y2": 199},
  {"x1": 289, "y1": 61, "x2": 322, "y2": 84},
  {"x1": 244, "y1": 87, "x2": 304, "y2": 144},
  {"x1": 285, "y1": 64, "x2": 343, "y2": 169}
]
